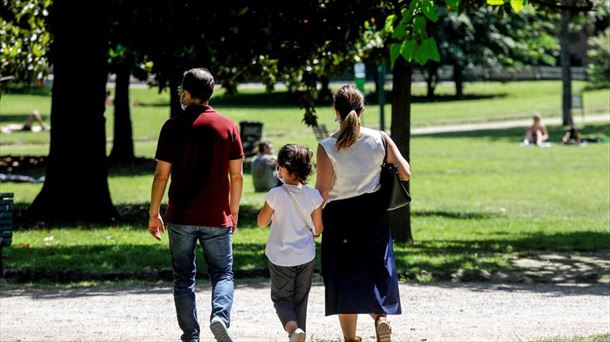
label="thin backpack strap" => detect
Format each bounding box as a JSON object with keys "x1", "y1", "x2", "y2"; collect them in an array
[{"x1": 281, "y1": 186, "x2": 317, "y2": 236}]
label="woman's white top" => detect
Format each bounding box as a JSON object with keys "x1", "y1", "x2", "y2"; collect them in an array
[
  {"x1": 264, "y1": 183, "x2": 323, "y2": 267},
  {"x1": 320, "y1": 127, "x2": 385, "y2": 203}
]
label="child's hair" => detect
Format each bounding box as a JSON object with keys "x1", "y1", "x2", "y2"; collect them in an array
[{"x1": 277, "y1": 144, "x2": 313, "y2": 184}]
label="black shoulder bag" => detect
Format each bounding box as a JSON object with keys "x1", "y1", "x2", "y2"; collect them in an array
[{"x1": 380, "y1": 132, "x2": 412, "y2": 211}]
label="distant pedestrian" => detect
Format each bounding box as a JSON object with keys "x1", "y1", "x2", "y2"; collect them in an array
[
  {"x1": 257, "y1": 144, "x2": 324, "y2": 342},
  {"x1": 148, "y1": 68, "x2": 244, "y2": 342}
]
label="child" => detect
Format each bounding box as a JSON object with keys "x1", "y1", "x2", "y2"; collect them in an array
[{"x1": 257, "y1": 144, "x2": 324, "y2": 342}]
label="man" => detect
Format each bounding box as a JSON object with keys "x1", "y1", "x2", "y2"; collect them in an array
[
  {"x1": 251, "y1": 141, "x2": 278, "y2": 192},
  {"x1": 148, "y1": 68, "x2": 244, "y2": 342}
]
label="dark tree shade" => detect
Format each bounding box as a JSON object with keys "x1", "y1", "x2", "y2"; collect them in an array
[{"x1": 27, "y1": 0, "x2": 117, "y2": 222}]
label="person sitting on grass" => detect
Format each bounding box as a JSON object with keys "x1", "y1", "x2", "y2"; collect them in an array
[
  {"x1": 561, "y1": 126, "x2": 581, "y2": 145},
  {"x1": 257, "y1": 144, "x2": 324, "y2": 342},
  {"x1": 522, "y1": 113, "x2": 549, "y2": 146},
  {"x1": 251, "y1": 141, "x2": 279, "y2": 192},
  {"x1": 0, "y1": 109, "x2": 49, "y2": 134}
]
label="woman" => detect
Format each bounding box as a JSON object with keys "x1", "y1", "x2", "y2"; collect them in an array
[{"x1": 316, "y1": 84, "x2": 411, "y2": 342}]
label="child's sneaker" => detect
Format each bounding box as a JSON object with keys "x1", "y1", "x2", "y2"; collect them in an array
[
  {"x1": 289, "y1": 328, "x2": 306, "y2": 342},
  {"x1": 210, "y1": 316, "x2": 233, "y2": 342}
]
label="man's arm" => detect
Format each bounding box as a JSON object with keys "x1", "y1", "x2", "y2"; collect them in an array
[
  {"x1": 148, "y1": 160, "x2": 172, "y2": 241},
  {"x1": 229, "y1": 159, "x2": 244, "y2": 230}
]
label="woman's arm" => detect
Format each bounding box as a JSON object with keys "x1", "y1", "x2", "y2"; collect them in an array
[
  {"x1": 311, "y1": 206, "x2": 323, "y2": 237},
  {"x1": 315, "y1": 144, "x2": 335, "y2": 203},
  {"x1": 257, "y1": 202, "x2": 273, "y2": 227},
  {"x1": 382, "y1": 132, "x2": 411, "y2": 181}
]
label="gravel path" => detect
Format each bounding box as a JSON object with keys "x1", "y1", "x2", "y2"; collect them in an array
[{"x1": 1, "y1": 281, "x2": 609, "y2": 341}]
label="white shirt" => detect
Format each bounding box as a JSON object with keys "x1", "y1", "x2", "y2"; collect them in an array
[
  {"x1": 320, "y1": 127, "x2": 385, "y2": 203},
  {"x1": 264, "y1": 184, "x2": 323, "y2": 267}
]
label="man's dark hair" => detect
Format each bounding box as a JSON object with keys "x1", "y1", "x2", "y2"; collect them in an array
[
  {"x1": 182, "y1": 68, "x2": 214, "y2": 101},
  {"x1": 258, "y1": 141, "x2": 272, "y2": 154},
  {"x1": 278, "y1": 144, "x2": 313, "y2": 184}
]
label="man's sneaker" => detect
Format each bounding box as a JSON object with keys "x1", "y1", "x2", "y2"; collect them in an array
[
  {"x1": 210, "y1": 316, "x2": 233, "y2": 342},
  {"x1": 289, "y1": 328, "x2": 306, "y2": 342}
]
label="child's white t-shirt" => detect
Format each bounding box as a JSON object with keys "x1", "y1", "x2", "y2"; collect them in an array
[{"x1": 264, "y1": 183, "x2": 323, "y2": 267}]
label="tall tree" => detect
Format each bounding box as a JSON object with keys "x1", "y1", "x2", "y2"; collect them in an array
[
  {"x1": 559, "y1": 0, "x2": 573, "y2": 126},
  {"x1": 488, "y1": 0, "x2": 597, "y2": 126},
  {"x1": 390, "y1": 58, "x2": 414, "y2": 242},
  {"x1": 27, "y1": 0, "x2": 117, "y2": 221}
]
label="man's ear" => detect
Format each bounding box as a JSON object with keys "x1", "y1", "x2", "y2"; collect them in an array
[{"x1": 182, "y1": 90, "x2": 192, "y2": 103}]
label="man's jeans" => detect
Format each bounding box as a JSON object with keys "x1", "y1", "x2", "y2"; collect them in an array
[{"x1": 168, "y1": 224, "x2": 234, "y2": 342}]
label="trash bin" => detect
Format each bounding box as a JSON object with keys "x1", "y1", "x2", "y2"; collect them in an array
[{"x1": 239, "y1": 121, "x2": 263, "y2": 158}]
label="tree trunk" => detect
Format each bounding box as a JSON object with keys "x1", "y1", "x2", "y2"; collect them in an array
[
  {"x1": 390, "y1": 58, "x2": 413, "y2": 243},
  {"x1": 560, "y1": 0, "x2": 574, "y2": 127},
  {"x1": 318, "y1": 75, "x2": 332, "y2": 103},
  {"x1": 109, "y1": 60, "x2": 135, "y2": 163},
  {"x1": 27, "y1": 0, "x2": 117, "y2": 222},
  {"x1": 169, "y1": 71, "x2": 183, "y2": 118},
  {"x1": 453, "y1": 63, "x2": 464, "y2": 99},
  {"x1": 426, "y1": 63, "x2": 439, "y2": 99}
]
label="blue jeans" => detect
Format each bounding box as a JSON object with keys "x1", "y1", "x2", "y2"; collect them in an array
[{"x1": 168, "y1": 224, "x2": 234, "y2": 342}]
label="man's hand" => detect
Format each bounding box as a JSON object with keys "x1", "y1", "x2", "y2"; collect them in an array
[
  {"x1": 231, "y1": 213, "x2": 239, "y2": 232},
  {"x1": 148, "y1": 214, "x2": 165, "y2": 241}
]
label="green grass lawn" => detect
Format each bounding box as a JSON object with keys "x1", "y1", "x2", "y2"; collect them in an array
[
  {"x1": 536, "y1": 334, "x2": 610, "y2": 342},
  {"x1": 0, "y1": 81, "x2": 609, "y2": 282}
]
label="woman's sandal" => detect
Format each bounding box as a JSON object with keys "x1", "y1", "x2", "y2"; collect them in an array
[
  {"x1": 375, "y1": 316, "x2": 392, "y2": 342},
  {"x1": 344, "y1": 336, "x2": 362, "y2": 342}
]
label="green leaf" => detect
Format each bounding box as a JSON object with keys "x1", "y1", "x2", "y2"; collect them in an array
[
  {"x1": 400, "y1": 39, "x2": 417, "y2": 62},
  {"x1": 384, "y1": 14, "x2": 396, "y2": 33},
  {"x1": 390, "y1": 43, "x2": 402, "y2": 68},
  {"x1": 414, "y1": 37, "x2": 440, "y2": 65},
  {"x1": 486, "y1": 0, "x2": 505, "y2": 5},
  {"x1": 392, "y1": 20, "x2": 407, "y2": 40},
  {"x1": 510, "y1": 0, "x2": 525, "y2": 12},
  {"x1": 422, "y1": 0, "x2": 439, "y2": 22},
  {"x1": 413, "y1": 16, "x2": 427, "y2": 35}
]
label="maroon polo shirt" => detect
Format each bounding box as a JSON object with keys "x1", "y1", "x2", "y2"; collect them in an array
[{"x1": 155, "y1": 104, "x2": 244, "y2": 227}]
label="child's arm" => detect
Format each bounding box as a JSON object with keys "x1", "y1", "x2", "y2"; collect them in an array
[
  {"x1": 257, "y1": 201, "x2": 274, "y2": 228},
  {"x1": 311, "y1": 206, "x2": 323, "y2": 238}
]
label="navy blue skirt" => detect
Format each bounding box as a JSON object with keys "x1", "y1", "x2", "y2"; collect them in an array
[{"x1": 321, "y1": 190, "x2": 402, "y2": 316}]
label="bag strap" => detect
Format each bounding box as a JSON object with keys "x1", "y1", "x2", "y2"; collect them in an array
[
  {"x1": 281, "y1": 186, "x2": 317, "y2": 236},
  {"x1": 380, "y1": 131, "x2": 388, "y2": 165}
]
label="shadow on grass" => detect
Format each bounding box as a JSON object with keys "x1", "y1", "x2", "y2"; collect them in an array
[
  {"x1": 13, "y1": 203, "x2": 263, "y2": 229},
  {"x1": 416, "y1": 123, "x2": 610, "y2": 142},
  {"x1": 413, "y1": 210, "x2": 499, "y2": 220},
  {"x1": 137, "y1": 90, "x2": 509, "y2": 109},
  {"x1": 0, "y1": 113, "x2": 50, "y2": 123},
  {"x1": 3, "y1": 230, "x2": 608, "y2": 287},
  {"x1": 366, "y1": 92, "x2": 508, "y2": 104}
]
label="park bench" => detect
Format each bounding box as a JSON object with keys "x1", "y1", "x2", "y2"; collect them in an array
[
  {"x1": 240, "y1": 121, "x2": 263, "y2": 158},
  {"x1": 0, "y1": 192, "x2": 13, "y2": 277},
  {"x1": 313, "y1": 124, "x2": 330, "y2": 141}
]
